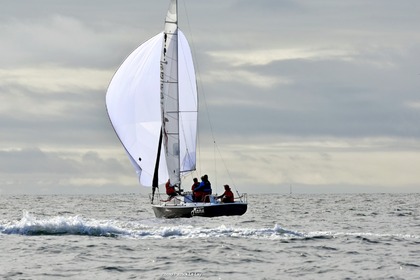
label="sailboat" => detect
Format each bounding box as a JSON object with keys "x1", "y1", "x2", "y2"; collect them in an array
[{"x1": 106, "y1": 0, "x2": 247, "y2": 218}]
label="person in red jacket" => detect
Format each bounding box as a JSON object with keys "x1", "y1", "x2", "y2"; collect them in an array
[
  {"x1": 217, "y1": 184, "x2": 234, "y2": 203},
  {"x1": 165, "y1": 179, "x2": 177, "y2": 197}
]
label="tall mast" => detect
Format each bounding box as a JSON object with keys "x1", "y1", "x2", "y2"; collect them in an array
[{"x1": 160, "y1": 0, "x2": 181, "y2": 186}]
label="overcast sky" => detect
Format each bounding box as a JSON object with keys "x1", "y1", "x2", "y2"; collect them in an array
[{"x1": 1, "y1": 0, "x2": 419, "y2": 195}]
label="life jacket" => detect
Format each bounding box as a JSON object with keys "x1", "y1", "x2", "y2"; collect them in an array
[
  {"x1": 165, "y1": 181, "x2": 176, "y2": 195},
  {"x1": 191, "y1": 182, "x2": 200, "y2": 191},
  {"x1": 224, "y1": 190, "x2": 234, "y2": 202}
]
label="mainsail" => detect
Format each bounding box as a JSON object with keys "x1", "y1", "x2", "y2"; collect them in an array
[{"x1": 106, "y1": 0, "x2": 197, "y2": 188}]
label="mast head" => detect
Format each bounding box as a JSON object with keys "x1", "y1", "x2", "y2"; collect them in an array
[{"x1": 166, "y1": 0, "x2": 178, "y2": 27}]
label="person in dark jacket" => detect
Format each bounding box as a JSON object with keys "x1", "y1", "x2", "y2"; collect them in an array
[
  {"x1": 191, "y1": 178, "x2": 200, "y2": 201},
  {"x1": 194, "y1": 175, "x2": 212, "y2": 202}
]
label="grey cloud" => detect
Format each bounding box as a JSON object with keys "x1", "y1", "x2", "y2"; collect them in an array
[
  {"x1": 0, "y1": 148, "x2": 127, "y2": 174},
  {"x1": 1, "y1": 0, "x2": 420, "y2": 194},
  {"x1": 200, "y1": 43, "x2": 420, "y2": 139},
  {"x1": 0, "y1": 84, "x2": 115, "y2": 148}
]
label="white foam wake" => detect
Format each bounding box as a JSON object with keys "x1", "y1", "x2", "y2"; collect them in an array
[
  {"x1": 0, "y1": 211, "x2": 305, "y2": 239},
  {"x1": 0, "y1": 210, "x2": 128, "y2": 237},
  {"x1": 126, "y1": 223, "x2": 304, "y2": 239}
]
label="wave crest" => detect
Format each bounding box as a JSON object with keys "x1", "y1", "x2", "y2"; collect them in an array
[{"x1": 0, "y1": 210, "x2": 127, "y2": 237}]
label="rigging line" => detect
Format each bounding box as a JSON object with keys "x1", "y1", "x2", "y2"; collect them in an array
[
  {"x1": 181, "y1": 0, "x2": 216, "y2": 177},
  {"x1": 181, "y1": 0, "x2": 217, "y2": 146},
  {"x1": 214, "y1": 140, "x2": 217, "y2": 192},
  {"x1": 180, "y1": 0, "x2": 201, "y2": 173},
  {"x1": 214, "y1": 140, "x2": 238, "y2": 192},
  {"x1": 182, "y1": 0, "x2": 234, "y2": 194}
]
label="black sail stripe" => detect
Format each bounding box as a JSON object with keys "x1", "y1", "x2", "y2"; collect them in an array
[{"x1": 152, "y1": 128, "x2": 163, "y2": 202}]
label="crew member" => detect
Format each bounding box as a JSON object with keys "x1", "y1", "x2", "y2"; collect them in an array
[
  {"x1": 194, "y1": 175, "x2": 212, "y2": 202},
  {"x1": 191, "y1": 178, "x2": 200, "y2": 201},
  {"x1": 217, "y1": 184, "x2": 234, "y2": 203},
  {"x1": 165, "y1": 179, "x2": 177, "y2": 197}
]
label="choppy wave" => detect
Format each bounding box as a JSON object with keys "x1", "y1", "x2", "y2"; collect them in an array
[
  {"x1": 308, "y1": 230, "x2": 420, "y2": 240},
  {"x1": 0, "y1": 210, "x2": 127, "y2": 237},
  {"x1": 0, "y1": 211, "x2": 304, "y2": 239},
  {"x1": 1, "y1": 211, "x2": 419, "y2": 241},
  {"x1": 131, "y1": 223, "x2": 305, "y2": 239}
]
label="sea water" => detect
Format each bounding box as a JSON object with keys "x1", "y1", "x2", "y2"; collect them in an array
[{"x1": 0, "y1": 193, "x2": 419, "y2": 279}]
